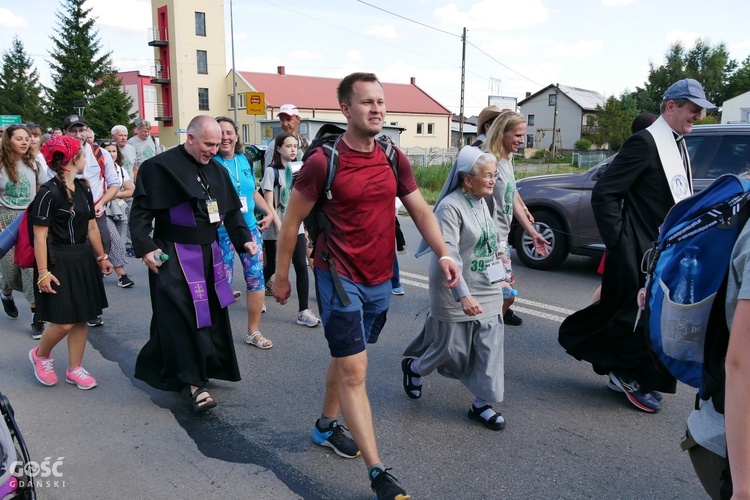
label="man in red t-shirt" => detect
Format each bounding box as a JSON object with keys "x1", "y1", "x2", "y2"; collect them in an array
[{"x1": 273, "y1": 72, "x2": 459, "y2": 499}]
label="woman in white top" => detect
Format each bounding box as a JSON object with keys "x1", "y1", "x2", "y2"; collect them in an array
[{"x1": 0, "y1": 124, "x2": 47, "y2": 338}]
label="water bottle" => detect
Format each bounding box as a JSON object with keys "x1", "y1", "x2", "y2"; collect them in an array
[
  {"x1": 154, "y1": 251, "x2": 169, "y2": 263},
  {"x1": 673, "y1": 245, "x2": 700, "y2": 304},
  {"x1": 502, "y1": 287, "x2": 518, "y2": 300}
]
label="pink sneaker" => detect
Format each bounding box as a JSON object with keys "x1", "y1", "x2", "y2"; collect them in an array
[
  {"x1": 65, "y1": 365, "x2": 97, "y2": 390},
  {"x1": 29, "y1": 347, "x2": 58, "y2": 386}
]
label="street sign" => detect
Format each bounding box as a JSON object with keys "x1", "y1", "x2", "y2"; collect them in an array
[
  {"x1": 0, "y1": 115, "x2": 22, "y2": 126},
  {"x1": 246, "y1": 92, "x2": 265, "y2": 115}
]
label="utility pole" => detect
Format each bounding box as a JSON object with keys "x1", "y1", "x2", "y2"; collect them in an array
[
  {"x1": 230, "y1": 0, "x2": 238, "y2": 124},
  {"x1": 457, "y1": 27, "x2": 467, "y2": 149},
  {"x1": 551, "y1": 83, "x2": 559, "y2": 158}
]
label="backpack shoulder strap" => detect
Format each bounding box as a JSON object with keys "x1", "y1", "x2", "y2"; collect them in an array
[
  {"x1": 92, "y1": 144, "x2": 105, "y2": 179},
  {"x1": 376, "y1": 139, "x2": 399, "y2": 181},
  {"x1": 273, "y1": 167, "x2": 280, "y2": 188}
]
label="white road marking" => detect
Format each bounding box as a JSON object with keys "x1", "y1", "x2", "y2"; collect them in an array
[{"x1": 397, "y1": 271, "x2": 575, "y2": 323}]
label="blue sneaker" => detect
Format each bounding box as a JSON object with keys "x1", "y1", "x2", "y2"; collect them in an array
[
  {"x1": 606, "y1": 378, "x2": 663, "y2": 401},
  {"x1": 608, "y1": 372, "x2": 662, "y2": 413},
  {"x1": 312, "y1": 420, "x2": 360, "y2": 459},
  {"x1": 392, "y1": 286, "x2": 405, "y2": 296}
]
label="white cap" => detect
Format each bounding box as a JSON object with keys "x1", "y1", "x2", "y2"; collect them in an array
[{"x1": 278, "y1": 104, "x2": 299, "y2": 117}]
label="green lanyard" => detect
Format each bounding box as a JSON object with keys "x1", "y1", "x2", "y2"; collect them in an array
[
  {"x1": 464, "y1": 193, "x2": 495, "y2": 255},
  {"x1": 220, "y1": 156, "x2": 242, "y2": 195}
]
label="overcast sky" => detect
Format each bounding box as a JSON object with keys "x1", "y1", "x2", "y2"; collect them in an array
[{"x1": 2, "y1": 0, "x2": 749, "y2": 117}]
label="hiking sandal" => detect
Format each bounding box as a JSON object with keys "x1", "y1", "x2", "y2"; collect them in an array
[
  {"x1": 191, "y1": 387, "x2": 217, "y2": 414},
  {"x1": 246, "y1": 331, "x2": 273, "y2": 349},
  {"x1": 468, "y1": 404, "x2": 506, "y2": 431}
]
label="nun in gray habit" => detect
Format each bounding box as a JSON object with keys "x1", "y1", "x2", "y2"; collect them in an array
[{"x1": 402, "y1": 146, "x2": 510, "y2": 431}]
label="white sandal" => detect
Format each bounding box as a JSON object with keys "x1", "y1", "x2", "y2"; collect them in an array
[{"x1": 246, "y1": 331, "x2": 272, "y2": 349}]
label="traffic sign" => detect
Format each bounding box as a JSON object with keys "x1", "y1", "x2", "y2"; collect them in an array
[
  {"x1": 246, "y1": 92, "x2": 265, "y2": 115},
  {"x1": 0, "y1": 115, "x2": 22, "y2": 126}
]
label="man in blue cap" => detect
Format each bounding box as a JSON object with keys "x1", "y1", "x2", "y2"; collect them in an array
[{"x1": 559, "y1": 78, "x2": 716, "y2": 413}]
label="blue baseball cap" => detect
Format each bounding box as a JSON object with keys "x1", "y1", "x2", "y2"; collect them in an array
[{"x1": 663, "y1": 78, "x2": 716, "y2": 109}]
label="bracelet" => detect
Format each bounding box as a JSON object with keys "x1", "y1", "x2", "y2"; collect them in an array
[
  {"x1": 36, "y1": 272, "x2": 52, "y2": 286},
  {"x1": 439, "y1": 256, "x2": 454, "y2": 263},
  {"x1": 96, "y1": 254, "x2": 109, "y2": 262}
]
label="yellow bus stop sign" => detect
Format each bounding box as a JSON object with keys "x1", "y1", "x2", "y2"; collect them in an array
[{"x1": 246, "y1": 92, "x2": 265, "y2": 115}]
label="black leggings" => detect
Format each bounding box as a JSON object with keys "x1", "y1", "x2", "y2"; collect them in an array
[{"x1": 264, "y1": 233, "x2": 309, "y2": 311}]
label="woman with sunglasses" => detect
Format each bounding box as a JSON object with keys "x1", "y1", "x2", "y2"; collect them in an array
[{"x1": 0, "y1": 124, "x2": 47, "y2": 339}]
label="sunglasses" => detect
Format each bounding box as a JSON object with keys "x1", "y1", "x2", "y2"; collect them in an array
[{"x1": 98, "y1": 140, "x2": 117, "y2": 147}]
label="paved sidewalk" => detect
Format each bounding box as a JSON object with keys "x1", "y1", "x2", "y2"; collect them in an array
[{"x1": 1, "y1": 321, "x2": 299, "y2": 499}]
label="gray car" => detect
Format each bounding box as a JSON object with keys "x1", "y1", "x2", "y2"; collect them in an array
[{"x1": 511, "y1": 123, "x2": 750, "y2": 270}]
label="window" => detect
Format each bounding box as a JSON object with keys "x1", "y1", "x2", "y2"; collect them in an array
[
  {"x1": 144, "y1": 85, "x2": 157, "y2": 103},
  {"x1": 416, "y1": 122, "x2": 423, "y2": 135},
  {"x1": 228, "y1": 93, "x2": 246, "y2": 110},
  {"x1": 427, "y1": 123, "x2": 434, "y2": 135},
  {"x1": 195, "y1": 12, "x2": 206, "y2": 36},
  {"x1": 548, "y1": 94, "x2": 557, "y2": 106},
  {"x1": 527, "y1": 134, "x2": 534, "y2": 148},
  {"x1": 242, "y1": 124, "x2": 251, "y2": 146},
  {"x1": 197, "y1": 50, "x2": 208, "y2": 74},
  {"x1": 198, "y1": 88, "x2": 209, "y2": 110},
  {"x1": 528, "y1": 114, "x2": 535, "y2": 126}
]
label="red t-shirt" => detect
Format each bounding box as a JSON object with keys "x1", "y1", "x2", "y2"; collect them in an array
[{"x1": 294, "y1": 140, "x2": 417, "y2": 285}]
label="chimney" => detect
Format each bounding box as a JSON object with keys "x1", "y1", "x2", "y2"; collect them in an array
[
  {"x1": 410, "y1": 77, "x2": 416, "y2": 85},
  {"x1": 277, "y1": 66, "x2": 285, "y2": 75},
  {"x1": 525, "y1": 92, "x2": 531, "y2": 98}
]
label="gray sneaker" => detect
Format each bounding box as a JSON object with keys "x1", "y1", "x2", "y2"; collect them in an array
[{"x1": 296, "y1": 309, "x2": 321, "y2": 328}]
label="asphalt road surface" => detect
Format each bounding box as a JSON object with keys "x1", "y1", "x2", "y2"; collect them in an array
[{"x1": 0, "y1": 216, "x2": 707, "y2": 499}]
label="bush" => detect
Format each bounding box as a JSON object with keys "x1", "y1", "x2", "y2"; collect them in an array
[{"x1": 574, "y1": 139, "x2": 592, "y2": 151}]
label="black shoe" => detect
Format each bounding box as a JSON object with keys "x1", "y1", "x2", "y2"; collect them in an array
[
  {"x1": 503, "y1": 308, "x2": 523, "y2": 326},
  {"x1": 312, "y1": 420, "x2": 361, "y2": 459},
  {"x1": 117, "y1": 274, "x2": 134, "y2": 288},
  {"x1": 1, "y1": 294, "x2": 18, "y2": 319},
  {"x1": 87, "y1": 315, "x2": 104, "y2": 327},
  {"x1": 370, "y1": 467, "x2": 409, "y2": 500},
  {"x1": 31, "y1": 320, "x2": 45, "y2": 340}
]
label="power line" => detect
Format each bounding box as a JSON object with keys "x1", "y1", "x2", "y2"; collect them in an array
[{"x1": 356, "y1": 1, "x2": 543, "y2": 88}]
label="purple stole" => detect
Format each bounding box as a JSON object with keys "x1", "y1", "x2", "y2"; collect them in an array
[{"x1": 169, "y1": 202, "x2": 235, "y2": 328}]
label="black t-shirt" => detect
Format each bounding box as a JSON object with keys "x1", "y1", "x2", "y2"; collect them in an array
[{"x1": 31, "y1": 179, "x2": 95, "y2": 246}]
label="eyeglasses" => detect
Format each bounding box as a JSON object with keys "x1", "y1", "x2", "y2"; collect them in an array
[
  {"x1": 469, "y1": 171, "x2": 499, "y2": 181},
  {"x1": 98, "y1": 140, "x2": 116, "y2": 147}
]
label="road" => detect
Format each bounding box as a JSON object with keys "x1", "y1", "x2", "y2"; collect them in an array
[{"x1": 0, "y1": 216, "x2": 707, "y2": 499}]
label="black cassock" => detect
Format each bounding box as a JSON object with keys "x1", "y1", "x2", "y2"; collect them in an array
[
  {"x1": 558, "y1": 131, "x2": 677, "y2": 393},
  {"x1": 130, "y1": 145, "x2": 252, "y2": 392}
]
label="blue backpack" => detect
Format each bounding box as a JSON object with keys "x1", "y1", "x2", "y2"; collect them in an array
[{"x1": 645, "y1": 174, "x2": 750, "y2": 409}]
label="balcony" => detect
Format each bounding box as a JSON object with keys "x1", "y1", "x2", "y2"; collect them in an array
[
  {"x1": 147, "y1": 27, "x2": 168, "y2": 47},
  {"x1": 150, "y1": 62, "x2": 170, "y2": 84},
  {"x1": 154, "y1": 103, "x2": 172, "y2": 122}
]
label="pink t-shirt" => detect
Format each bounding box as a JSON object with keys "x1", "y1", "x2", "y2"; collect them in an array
[{"x1": 294, "y1": 140, "x2": 417, "y2": 285}]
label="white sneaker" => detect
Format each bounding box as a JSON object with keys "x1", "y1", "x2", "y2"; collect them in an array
[
  {"x1": 261, "y1": 303, "x2": 267, "y2": 313},
  {"x1": 296, "y1": 309, "x2": 321, "y2": 328}
]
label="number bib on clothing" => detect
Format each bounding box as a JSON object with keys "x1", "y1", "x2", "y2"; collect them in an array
[{"x1": 206, "y1": 198, "x2": 220, "y2": 223}]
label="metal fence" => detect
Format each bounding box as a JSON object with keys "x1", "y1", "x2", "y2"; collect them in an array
[
  {"x1": 572, "y1": 151, "x2": 608, "y2": 168},
  {"x1": 402, "y1": 147, "x2": 459, "y2": 167}
]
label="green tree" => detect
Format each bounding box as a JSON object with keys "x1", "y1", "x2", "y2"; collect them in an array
[
  {"x1": 590, "y1": 93, "x2": 639, "y2": 151},
  {"x1": 724, "y1": 56, "x2": 750, "y2": 101},
  {"x1": 46, "y1": 0, "x2": 127, "y2": 130},
  {"x1": 86, "y1": 62, "x2": 135, "y2": 137},
  {"x1": 0, "y1": 36, "x2": 45, "y2": 126},
  {"x1": 641, "y1": 40, "x2": 735, "y2": 112}
]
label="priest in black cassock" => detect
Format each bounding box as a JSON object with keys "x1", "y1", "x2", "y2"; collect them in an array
[
  {"x1": 130, "y1": 115, "x2": 257, "y2": 413},
  {"x1": 558, "y1": 79, "x2": 716, "y2": 413}
]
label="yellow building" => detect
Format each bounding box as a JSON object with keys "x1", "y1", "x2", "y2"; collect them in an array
[{"x1": 148, "y1": 0, "x2": 227, "y2": 147}]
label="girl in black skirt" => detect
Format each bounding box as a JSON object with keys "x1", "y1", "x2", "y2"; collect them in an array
[{"x1": 28, "y1": 136, "x2": 113, "y2": 390}]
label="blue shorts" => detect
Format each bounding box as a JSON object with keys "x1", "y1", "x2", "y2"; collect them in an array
[
  {"x1": 218, "y1": 226, "x2": 265, "y2": 292},
  {"x1": 315, "y1": 269, "x2": 391, "y2": 358}
]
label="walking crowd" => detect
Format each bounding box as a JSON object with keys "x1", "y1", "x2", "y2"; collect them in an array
[{"x1": 1, "y1": 73, "x2": 747, "y2": 500}]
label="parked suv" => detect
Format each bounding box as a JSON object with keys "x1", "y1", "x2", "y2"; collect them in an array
[{"x1": 511, "y1": 124, "x2": 750, "y2": 270}]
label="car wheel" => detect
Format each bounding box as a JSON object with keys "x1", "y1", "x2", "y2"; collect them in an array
[{"x1": 513, "y1": 210, "x2": 568, "y2": 270}]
